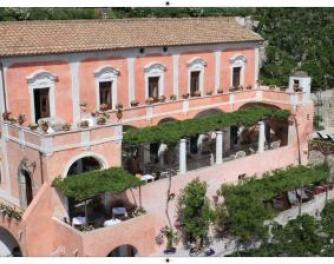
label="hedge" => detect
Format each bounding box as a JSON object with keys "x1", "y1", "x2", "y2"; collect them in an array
[
  {"x1": 52, "y1": 167, "x2": 142, "y2": 201},
  {"x1": 123, "y1": 107, "x2": 290, "y2": 145}
]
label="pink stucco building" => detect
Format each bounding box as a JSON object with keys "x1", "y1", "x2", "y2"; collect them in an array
[{"x1": 0, "y1": 17, "x2": 314, "y2": 257}]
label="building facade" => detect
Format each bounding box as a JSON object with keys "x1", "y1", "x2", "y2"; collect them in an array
[{"x1": 0, "y1": 17, "x2": 314, "y2": 257}]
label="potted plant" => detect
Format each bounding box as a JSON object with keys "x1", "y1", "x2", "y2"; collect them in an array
[
  {"x1": 116, "y1": 103, "x2": 123, "y2": 110},
  {"x1": 217, "y1": 88, "x2": 223, "y2": 94},
  {"x1": 100, "y1": 103, "x2": 109, "y2": 112},
  {"x1": 170, "y1": 94, "x2": 177, "y2": 101},
  {"x1": 161, "y1": 226, "x2": 178, "y2": 254},
  {"x1": 237, "y1": 85, "x2": 244, "y2": 91},
  {"x1": 9, "y1": 118, "x2": 17, "y2": 124},
  {"x1": 97, "y1": 116, "x2": 107, "y2": 125},
  {"x1": 193, "y1": 90, "x2": 201, "y2": 97},
  {"x1": 246, "y1": 85, "x2": 252, "y2": 90},
  {"x1": 229, "y1": 86, "x2": 236, "y2": 92},
  {"x1": 91, "y1": 111, "x2": 98, "y2": 118},
  {"x1": 206, "y1": 90, "x2": 213, "y2": 96},
  {"x1": 40, "y1": 120, "x2": 49, "y2": 133},
  {"x1": 116, "y1": 108, "x2": 123, "y2": 120},
  {"x1": 159, "y1": 95, "x2": 166, "y2": 103},
  {"x1": 28, "y1": 123, "x2": 38, "y2": 131},
  {"x1": 80, "y1": 102, "x2": 88, "y2": 112},
  {"x1": 62, "y1": 123, "x2": 71, "y2": 131},
  {"x1": 182, "y1": 93, "x2": 189, "y2": 99},
  {"x1": 131, "y1": 206, "x2": 147, "y2": 217},
  {"x1": 269, "y1": 85, "x2": 276, "y2": 90},
  {"x1": 2, "y1": 111, "x2": 11, "y2": 121},
  {"x1": 18, "y1": 113, "x2": 26, "y2": 125},
  {"x1": 145, "y1": 97, "x2": 154, "y2": 105},
  {"x1": 80, "y1": 120, "x2": 89, "y2": 128},
  {"x1": 130, "y1": 100, "x2": 139, "y2": 107}
]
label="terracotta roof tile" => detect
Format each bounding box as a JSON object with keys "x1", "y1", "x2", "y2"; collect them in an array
[{"x1": 0, "y1": 17, "x2": 263, "y2": 57}]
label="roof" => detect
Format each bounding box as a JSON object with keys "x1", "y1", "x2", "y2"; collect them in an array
[
  {"x1": 0, "y1": 17, "x2": 263, "y2": 57},
  {"x1": 291, "y1": 71, "x2": 309, "y2": 78}
]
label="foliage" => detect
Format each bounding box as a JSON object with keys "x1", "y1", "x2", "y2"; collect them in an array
[
  {"x1": 219, "y1": 164, "x2": 329, "y2": 242},
  {"x1": 177, "y1": 178, "x2": 213, "y2": 245},
  {"x1": 230, "y1": 215, "x2": 324, "y2": 256},
  {"x1": 0, "y1": 201, "x2": 23, "y2": 221},
  {"x1": 52, "y1": 167, "x2": 142, "y2": 201},
  {"x1": 321, "y1": 201, "x2": 334, "y2": 238},
  {"x1": 309, "y1": 139, "x2": 334, "y2": 155},
  {"x1": 124, "y1": 107, "x2": 289, "y2": 145}
]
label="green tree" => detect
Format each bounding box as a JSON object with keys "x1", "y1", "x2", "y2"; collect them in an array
[{"x1": 177, "y1": 178, "x2": 213, "y2": 248}]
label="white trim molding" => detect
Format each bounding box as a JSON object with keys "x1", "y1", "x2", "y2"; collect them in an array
[
  {"x1": 172, "y1": 54, "x2": 180, "y2": 98},
  {"x1": 127, "y1": 57, "x2": 136, "y2": 105},
  {"x1": 229, "y1": 54, "x2": 247, "y2": 88},
  {"x1": 144, "y1": 62, "x2": 166, "y2": 99},
  {"x1": 187, "y1": 57, "x2": 207, "y2": 95},
  {"x1": 94, "y1": 65, "x2": 119, "y2": 110},
  {"x1": 214, "y1": 51, "x2": 222, "y2": 93},
  {"x1": 27, "y1": 70, "x2": 57, "y2": 123}
]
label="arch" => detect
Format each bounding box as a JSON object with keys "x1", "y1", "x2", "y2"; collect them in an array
[
  {"x1": 144, "y1": 62, "x2": 167, "y2": 73},
  {"x1": 26, "y1": 70, "x2": 58, "y2": 85},
  {"x1": 63, "y1": 152, "x2": 108, "y2": 178},
  {"x1": 187, "y1": 57, "x2": 207, "y2": 68},
  {"x1": 0, "y1": 227, "x2": 22, "y2": 257},
  {"x1": 94, "y1": 65, "x2": 120, "y2": 79},
  {"x1": 238, "y1": 102, "x2": 282, "y2": 110},
  {"x1": 158, "y1": 117, "x2": 179, "y2": 125},
  {"x1": 17, "y1": 159, "x2": 34, "y2": 209},
  {"x1": 195, "y1": 108, "x2": 223, "y2": 119},
  {"x1": 107, "y1": 244, "x2": 138, "y2": 257}
]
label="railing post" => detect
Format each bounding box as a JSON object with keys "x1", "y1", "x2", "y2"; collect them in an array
[
  {"x1": 258, "y1": 121, "x2": 266, "y2": 153},
  {"x1": 216, "y1": 131, "x2": 223, "y2": 164},
  {"x1": 179, "y1": 138, "x2": 187, "y2": 174}
]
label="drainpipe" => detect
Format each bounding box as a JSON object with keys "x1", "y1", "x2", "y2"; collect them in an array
[{"x1": 0, "y1": 62, "x2": 8, "y2": 116}]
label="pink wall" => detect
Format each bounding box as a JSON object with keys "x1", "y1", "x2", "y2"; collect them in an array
[{"x1": 6, "y1": 61, "x2": 72, "y2": 123}]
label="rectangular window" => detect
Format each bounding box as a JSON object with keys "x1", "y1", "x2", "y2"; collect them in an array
[
  {"x1": 232, "y1": 67, "x2": 242, "y2": 88},
  {"x1": 33, "y1": 88, "x2": 50, "y2": 123},
  {"x1": 190, "y1": 71, "x2": 200, "y2": 96},
  {"x1": 99, "y1": 81, "x2": 112, "y2": 110},
  {"x1": 148, "y1": 77, "x2": 159, "y2": 99}
]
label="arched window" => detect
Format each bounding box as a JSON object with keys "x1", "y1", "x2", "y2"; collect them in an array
[
  {"x1": 94, "y1": 66, "x2": 120, "y2": 111},
  {"x1": 26, "y1": 71, "x2": 57, "y2": 123},
  {"x1": 187, "y1": 58, "x2": 207, "y2": 97},
  {"x1": 144, "y1": 63, "x2": 166, "y2": 99},
  {"x1": 230, "y1": 55, "x2": 247, "y2": 89}
]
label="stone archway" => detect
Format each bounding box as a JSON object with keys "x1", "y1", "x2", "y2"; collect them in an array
[
  {"x1": 0, "y1": 227, "x2": 22, "y2": 257},
  {"x1": 107, "y1": 244, "x2": 138, "y2": 257},
  {"x1": 18, "y1": 160, "x2": 34, "y2": 209}
]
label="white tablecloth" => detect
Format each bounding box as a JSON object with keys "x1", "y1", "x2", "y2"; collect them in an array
[
  {"x1": 72, "y1": 216, "x2": 86, "y2": 226},
  {"x1": 104, "y1": 218, "x2": 122, "y2": 227},
  {"x1": 141, "y1": 174, "x2": 155, "y2": 182}
]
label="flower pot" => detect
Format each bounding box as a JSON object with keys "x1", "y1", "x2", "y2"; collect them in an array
[{"x1": 116, "y1": 111, "x2": 123, "y2": 120}]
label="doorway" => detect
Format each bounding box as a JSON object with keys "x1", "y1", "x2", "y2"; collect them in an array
[{"x1": 33, "y1": 88, "x2": 50, "y2": 122}]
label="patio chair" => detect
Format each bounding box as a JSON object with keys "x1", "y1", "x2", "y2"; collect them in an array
[{"x1": 234, "y1": 150, "x2": 247, "y2": 159}]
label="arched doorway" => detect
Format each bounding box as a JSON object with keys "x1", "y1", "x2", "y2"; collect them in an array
[
  {"x1": 107, "y1": 244, "x2": 138, "y2": 257},
  {"x1": 0, "y1": 227, "x2": 22, "y2": 257},
  {"x1": 66, "y1": 156, "x2": 104, "y2": 220},
  {"x1": 18, "y1": 164, "x2": 34, "y2": 208}
]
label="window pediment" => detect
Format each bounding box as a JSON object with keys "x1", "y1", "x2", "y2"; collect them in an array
[
  {"x1": 187, "y1": 58, "x2": 207, "y2": 69},
  {"x1": 144, "y1": 63, "x2": 167, "y2": 74},
  {"x1": 26, "y1": 71, "x2": 58, "y2": 87},
  {"x1": 94, "y1": 66, "x2": 120, "y2": 80},
  {"x1": 230, "y1": 55, "x2": 247, "y2": 65}
]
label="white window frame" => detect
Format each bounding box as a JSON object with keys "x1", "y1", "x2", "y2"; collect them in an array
[
  {"x1": 94, "y1": 66, "x2": 120, "y2": 111},
  {"x1": 26, "y1": 71, "x2": 57, "y2": 123},
  {"x1": 144, "y1": 63, "x2": 166, "y2": 99},
  {"x1": 230, "y1": 55, "x2": 247, "y2": 88},
  {"x1": 187, "y1": 58, "x2": 207, "y2": 96}
]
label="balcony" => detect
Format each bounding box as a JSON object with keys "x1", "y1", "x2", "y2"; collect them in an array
[{"x1": 1, "y1": 87, "x2": 308, "y2": 156}]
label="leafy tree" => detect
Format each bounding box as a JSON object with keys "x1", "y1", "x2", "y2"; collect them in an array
[
  {"x1": 177, "y1": 178, "x2": 213, "y2": 248},
  {"x1": 321, "y1": 201, "x2": 334, "y2": 238}
]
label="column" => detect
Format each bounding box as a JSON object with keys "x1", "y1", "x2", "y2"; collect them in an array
[
  {"x1": 258, "y1": 121, "x2": 266, "y2": 153},
  {"x1": 216, "y1": 131, "x2": 223, "y2": 164},
  {"x1": 179, "y1": 138, "x2": 187, "y2": 174},
  {"x1": 158, "y1": 143, "x2": 167, "y2": 166}
]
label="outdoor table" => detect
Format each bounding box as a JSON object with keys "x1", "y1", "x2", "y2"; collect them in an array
[
  {"x1": 104, "y1": 218, "x2": 122, "y2": 227},
  {"x1": 72, "y1": 216, "x2": 86, "y2": 226},
  {"x1": 141, "y1": 174, "x2": 155, "y2": 183}
]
